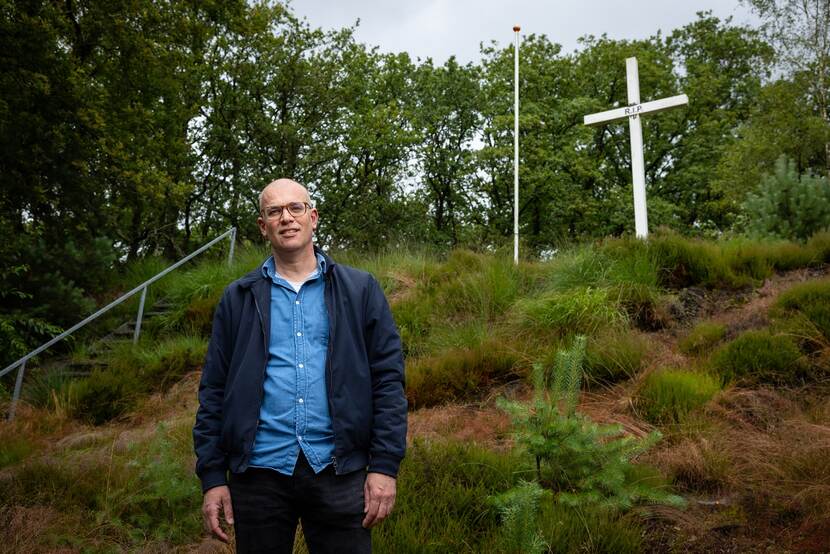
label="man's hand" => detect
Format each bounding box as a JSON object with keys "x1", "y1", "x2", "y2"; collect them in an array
[
  {"x1": 362, "y1": 472, "x2": 397, "y2": 528},
  {"x1": 202, "y1": 485, "x2": 234, "y2": 542}
]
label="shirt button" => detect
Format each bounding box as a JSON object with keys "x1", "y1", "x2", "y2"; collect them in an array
[
  {"x1": 296, "y1": 300, "x2": 300, "y2": 305},
  {"x1": 298, "y1": 398, "x2": 304, "y2": 403},
  {"x1": 298, "y1": 363, "x2": 304, "y2": 368},
  {"x1": 298, "y1": 435, "x2": 303, "y2": 441},
  {"x1": 296, "y1": 332, "x2": 302, "y2": 336}
]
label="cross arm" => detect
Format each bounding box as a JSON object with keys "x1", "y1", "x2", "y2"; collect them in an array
[{"x1": 584, "y1": 94, "x2": 689, "y2": 126}]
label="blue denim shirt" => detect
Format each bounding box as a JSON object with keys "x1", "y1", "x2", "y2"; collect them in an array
[{"x1": 248, "y1": 253, "x2": 335, "y2": 475}]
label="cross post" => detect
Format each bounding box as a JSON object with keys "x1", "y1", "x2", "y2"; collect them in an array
[{"x1": 584, "y1": 57, "x2": 689, "y2": 239}]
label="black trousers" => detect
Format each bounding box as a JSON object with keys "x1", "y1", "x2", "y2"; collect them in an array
[{"x1": 229, "y1": 453, "x2": 371, "y2": 554}]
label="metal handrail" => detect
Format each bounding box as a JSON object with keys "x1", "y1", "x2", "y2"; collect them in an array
[{"x1": 2, "y1": 227, "x2": 237, "y2": 419}]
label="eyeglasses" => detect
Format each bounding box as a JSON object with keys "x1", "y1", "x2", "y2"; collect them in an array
[{"x1": 261, "y1": 202, "x2": 312, "y2": 220}]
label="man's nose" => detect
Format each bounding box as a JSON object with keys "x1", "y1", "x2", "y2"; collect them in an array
[{"x1": 279, "y1": 208, "x2": 296, "y2": 223}]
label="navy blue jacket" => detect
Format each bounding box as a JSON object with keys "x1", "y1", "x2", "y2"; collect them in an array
[{"x1": 193, "y1": 248, "x2": 407, "y2": 493}]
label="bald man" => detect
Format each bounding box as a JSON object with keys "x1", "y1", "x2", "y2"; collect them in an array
[{"x1": 193, "y1": 179, "x2": 407, "y2": 553}]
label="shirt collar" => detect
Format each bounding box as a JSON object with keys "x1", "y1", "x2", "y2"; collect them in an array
[{"x1": 261, "y1": 253, "x2": 327, "y2": 283}]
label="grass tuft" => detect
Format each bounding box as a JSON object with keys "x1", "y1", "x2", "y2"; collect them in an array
[
  {"x1": 406, "y1": 338, "x2": 521, "y2": 408},
  {"x1": 679, "y1": 321, "x2": 727, "y2": 355},
  {"x1": 636, "y1": 369, "x2": 721, "y2": 425},
  {"x1": 514, "y1": 287, "x2": 627, "y2": 336},
  {"x1": 583, "y1": 330, "x2": 648, "y2": 384},
  {"x1": 773, "y1": 279, "x2": 830, "y2": 340}
]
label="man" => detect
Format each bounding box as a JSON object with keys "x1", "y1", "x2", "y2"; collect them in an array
[{"x1": 193, "y1": 178, "x2": 407, "y2": 553}]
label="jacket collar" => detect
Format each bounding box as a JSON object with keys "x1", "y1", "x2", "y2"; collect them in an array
[{"x1": 237, "y1": 245, "x2": 336, "y2": 290}]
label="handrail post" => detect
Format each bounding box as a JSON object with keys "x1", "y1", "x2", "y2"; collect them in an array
[
  {"x1": 7, "y1": 360, "x2": 26, "y2": 420},
  {"x1": 133, "y1": 286, "x2": 147, "y2": 344},
  {"x1": 227, "y1": 227, "x2": 236, "y2": 266}
]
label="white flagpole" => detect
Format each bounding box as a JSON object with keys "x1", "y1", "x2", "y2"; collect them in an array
[{"x1": 513, "y1": 25, "x2": 520, "y2": 264}]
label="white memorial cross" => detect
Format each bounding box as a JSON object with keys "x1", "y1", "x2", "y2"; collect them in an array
[{"x1": 583, "y1": 57, "x2": 688, "y2": 239}]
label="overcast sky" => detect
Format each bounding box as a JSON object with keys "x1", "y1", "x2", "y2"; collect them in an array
[{"x1": 289, "y1": 1, "x2": 759, "y2": 63}]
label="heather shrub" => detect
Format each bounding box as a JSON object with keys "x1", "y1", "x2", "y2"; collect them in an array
[
  {"x1": 679, "y1": 321, "x2": 727, "y2": 355},
  {"x1": 636, "y1": 369, "x2": 721, "y2": 425},
  {"x1": 711, "y1": 330, "x2": 805, "y2": 385},
  {"x1": 773, "y1": 279, "x2": 830, "y2": 339}
]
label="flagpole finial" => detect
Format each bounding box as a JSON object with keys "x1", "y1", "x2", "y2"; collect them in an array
[{"x1": 513, "y1": 25, "x2": 521, "y2": 32}]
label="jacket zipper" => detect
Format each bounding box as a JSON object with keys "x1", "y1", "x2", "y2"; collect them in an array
[
  {"x1": 324, "y1": 268, "x2": 340, "y2": 473},
  {"x1": 251, "y1": 291, "x2": 268, "y2": 456}
]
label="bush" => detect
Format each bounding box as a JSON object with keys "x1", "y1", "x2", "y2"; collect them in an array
[
  {"x1": 406, "y1": 338, "x2": 521, "y2": 408},
  {"x1": 773, "y1": 279, "x2": 830, "y2": 339},
  {"x1": 636, "y1": 369, "x2": 721, "y2": 425},
  {"x1": 69, "y1": 337, "x2": 206, "y2": 424},
  {"x1": 711, "y1": 330, "x2": 805, "y2": 385},
  {"x1": 646, "y1": 231, "x2": 741, "y2": 288},
  {"x1": 583, "y1": 330, "x2": 648, "y2": 384},
  {"x1": 515, "y1": 287, "x2": 627, "y2": 335},
  {"x1": 740, "y1": 156, "x2": 830, "y2": 242},
  {"x1": 373, "y1": 439, "x2": 522, "y2": 552},
  {"x1": 679, "y1": 321, "x2": 727, "y2": 355}
]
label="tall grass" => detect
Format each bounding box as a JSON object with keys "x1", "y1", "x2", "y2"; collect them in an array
[
  {"x1": 514, "y1": 287, "x2": 628, "y2": 336},
  {"x1": 0, "y1": 419, "x2": 201, "y2": 549},
  {"x1": 374, "y1": 439, "x2": 646, "y2": 553},
  {"x1": 67, "y1": 336, "x2": 206, "y2": 424}
]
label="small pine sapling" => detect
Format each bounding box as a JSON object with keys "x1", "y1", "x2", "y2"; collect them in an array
[{"x1": 497, "y1": 335, "x2": 684, "y2": 512}]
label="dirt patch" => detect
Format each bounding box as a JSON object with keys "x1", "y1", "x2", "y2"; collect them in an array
[
  {"x1": 706, "y1": 266, "x2": 830, "y2": 336},
  {"x1": 408, "y1": 404, "x2": 512, "y2": 451}
]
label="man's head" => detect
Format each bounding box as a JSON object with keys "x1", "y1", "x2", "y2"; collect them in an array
[{"x1": 257, "y1": 178, "x2": 318, "y2": 258}]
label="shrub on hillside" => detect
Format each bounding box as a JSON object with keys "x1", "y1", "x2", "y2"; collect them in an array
[
  {"x1": 773, "y1": 279, "x2": 830, "y2": 340},
  {"x1": 636, "y1": 369, "x2": 721, "y2": 425},
  {"x1": 515, "y1": 287, "x2": 627, "y2": 335},
  {"x1": 583, "y1": 330, "x2": 648, "y2": 384},
  {"x1": 679, "y1": 321, "x2": 727, "y2": 355},
  {"x1": 711, "y1": 330, "x2": 805, "y2": 385},
  {"x1": 647, "y1": 231, "x2": 742, "y2": 288},
  {"x1": 68, "y1": 337, "x2": 206, "y2": 424},
  {"x1": 406, "y1": 339, "x2": 520, "y2": 408},
  {"x1": 740, "y1": 156, "x2": 830, "y2": 242}
]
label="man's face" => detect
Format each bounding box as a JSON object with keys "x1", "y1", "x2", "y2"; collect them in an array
[{"x1": 257, "y1": 182, "x2": 318, "y2": 256}]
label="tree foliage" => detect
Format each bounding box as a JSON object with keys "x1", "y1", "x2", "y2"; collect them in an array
[
  {"x1": 0, "y1": 1, "x2": 818, "y2": 363},
  {"x1": 740, "y1": 156, "x2": 830, "y2": 241}
]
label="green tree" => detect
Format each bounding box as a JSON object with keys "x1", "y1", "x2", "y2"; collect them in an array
[
  {"x1": 739, "y1": 156, "x2": 830, "y2": 240},
  {"x1": 714, "y1": 76, "x2": 830, "y2": 216},
  {"x1": 411, "y1": 57, "x2": 481, "y2": 246},
  {"x1": 661, "y1": 13, "x2": 773, "y2": 229},
  {"x1": 314, "y1": 47, "x2": 423, "y2": 251},
  {"x1": 743, "y1": 0, "x2": 830, "y2": 173}
]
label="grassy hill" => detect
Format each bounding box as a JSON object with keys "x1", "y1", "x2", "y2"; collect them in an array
[{"x1": 2, "y1": 230, "x2": 830, "y2": 552}]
